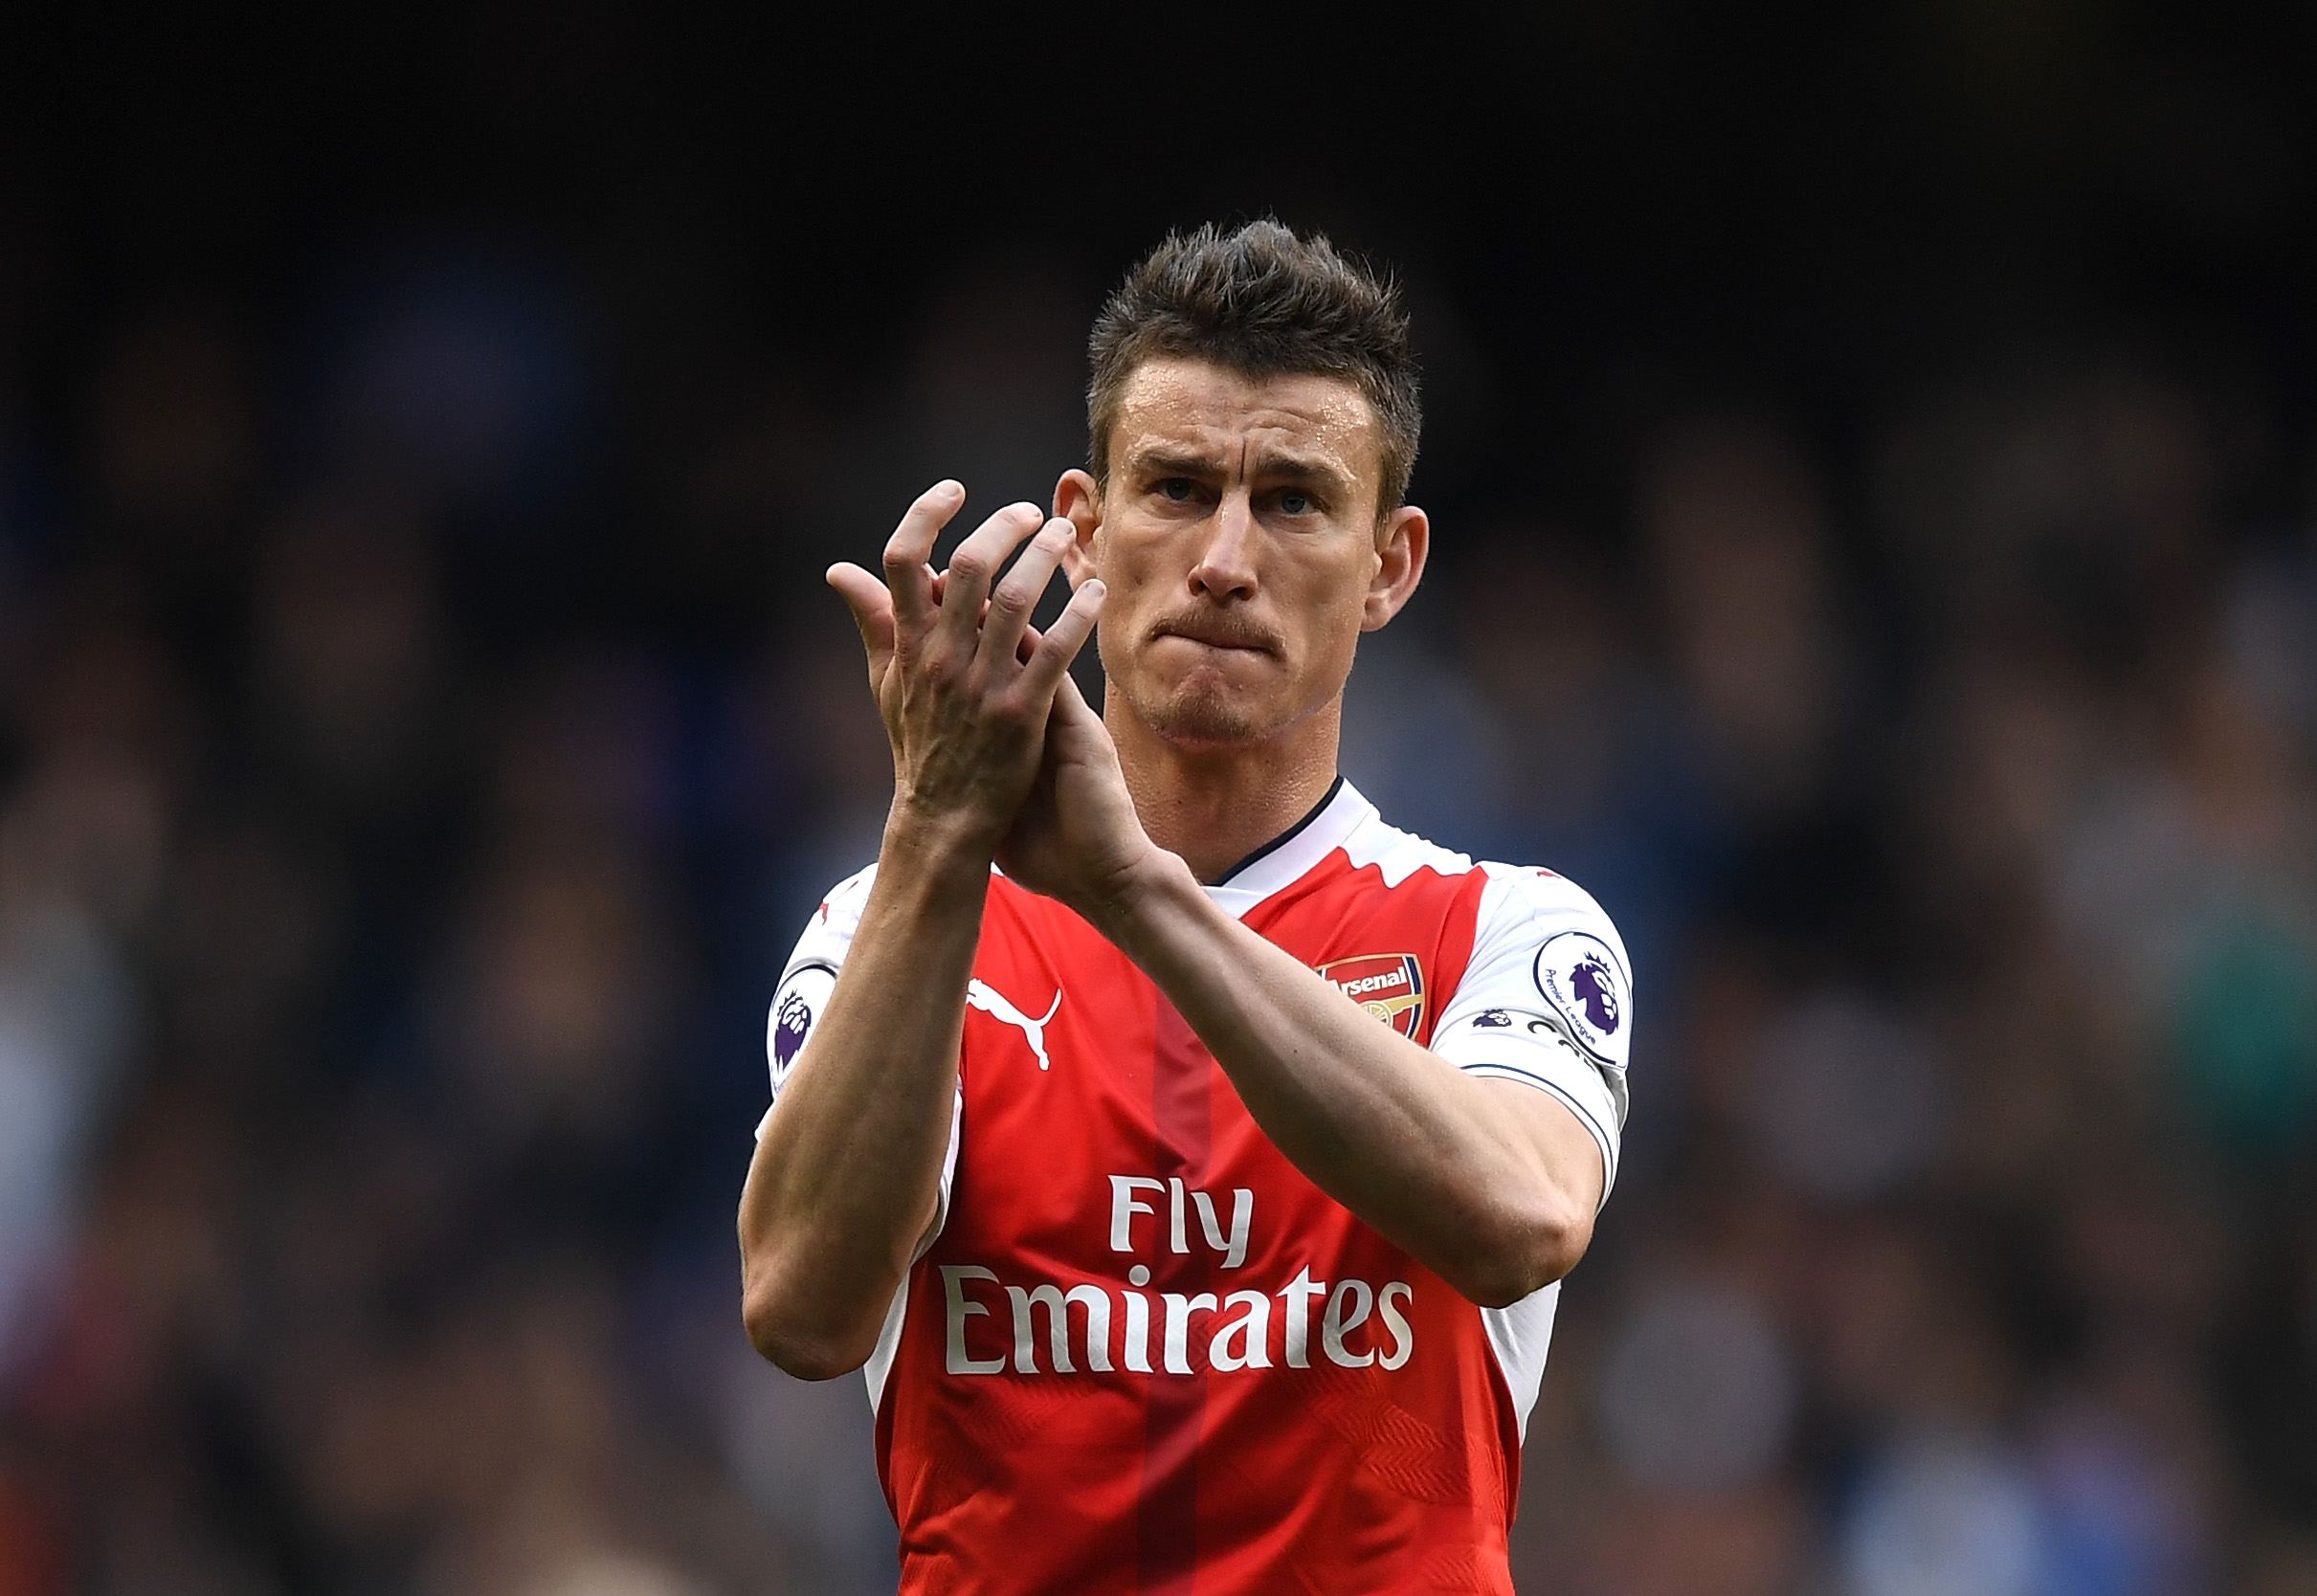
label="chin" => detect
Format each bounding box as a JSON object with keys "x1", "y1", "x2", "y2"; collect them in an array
[{"x1": 1133, "y1": 679, "x2": 1277, "y2": 748}]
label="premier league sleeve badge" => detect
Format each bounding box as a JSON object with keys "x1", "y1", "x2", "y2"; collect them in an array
[
  {"x1": 1530, "y1": 932, "x2": 1631, "y2": 1072},
  {"x1": 767, "y1": 963, "x2": 839, "y2": 1092}
]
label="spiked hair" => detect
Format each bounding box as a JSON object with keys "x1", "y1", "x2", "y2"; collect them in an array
[{"x1": 1086, "y1": 221, "x2": 1422, "y2": 515}]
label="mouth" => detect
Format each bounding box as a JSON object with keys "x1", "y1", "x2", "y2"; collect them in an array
[{"x1": 1151, "y1": 617, "x2": 1281, "y2": 657}]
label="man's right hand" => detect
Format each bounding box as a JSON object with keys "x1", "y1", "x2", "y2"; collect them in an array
[
  {"x1": 744, "y1": 483, "x2": 1106, "y2": 1382},
  {"x1": 826, "y1": 481, "x2": 1105, "y2": 858}
]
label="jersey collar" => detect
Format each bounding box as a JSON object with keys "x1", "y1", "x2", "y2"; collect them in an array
[{"x1": 1202, "y1": 777, "x2": 1376, "y2": 920}]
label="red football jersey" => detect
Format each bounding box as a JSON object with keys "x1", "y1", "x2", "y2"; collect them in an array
[{"x1": 762, "y1": 781, "x2": 1632, "y2": 1594}]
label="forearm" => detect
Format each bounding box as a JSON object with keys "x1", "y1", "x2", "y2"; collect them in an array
[
  {"x1": 740, "y1": 810, "x2": 991, "y2": 1377},
  {"x1": 1089, "y1": 857, "x2": 1600, "y2": 1305}
]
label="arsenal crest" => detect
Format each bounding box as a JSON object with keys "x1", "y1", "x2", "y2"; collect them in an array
[{"x1": 1319, "y1": 953, "x2": 1426, "y2": 1038}]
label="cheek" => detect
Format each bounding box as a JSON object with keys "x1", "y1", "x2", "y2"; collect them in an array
[
  {"x1": 1269, "y1": 579, "x2": 1366, "y2": 693},
  {"x1": 1088, "y1": 523, "x2": 1167, "y2": 592},
  {"x1": 1304, "y1": 611, "x2": 1364, "y2": 681},
  {"x1": 1281, "y1": 552, "x2": 1377, "y2": 634}
]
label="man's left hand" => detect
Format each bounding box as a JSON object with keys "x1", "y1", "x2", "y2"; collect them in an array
[{"x1": 994, "y1": 672, "x2": 1174, "y2": 925}]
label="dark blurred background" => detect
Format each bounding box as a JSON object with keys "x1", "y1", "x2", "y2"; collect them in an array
[{"x1": 3, "y1": 3, "x2": 2316, "y2": 1592}]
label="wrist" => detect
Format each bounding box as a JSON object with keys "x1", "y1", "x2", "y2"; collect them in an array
[
  {"x1": 1079, "y1": 845, "x2": 1198, "y2": 944},
  {"x1": 882, "y1": 797, "x2": 1000, "y2": 893}
]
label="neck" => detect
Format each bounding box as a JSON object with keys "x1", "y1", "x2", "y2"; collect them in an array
[{"x1": 1105, "y1": 694, "x2": 1345, "y2": 885}]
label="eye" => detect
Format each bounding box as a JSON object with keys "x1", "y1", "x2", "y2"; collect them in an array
[
  {"x1": 1155, "y1": 477, "x2": 1195, "y2": 502},
  {"x1": 1279, "y1": 490, "x2": 1314, "y2": 515}
]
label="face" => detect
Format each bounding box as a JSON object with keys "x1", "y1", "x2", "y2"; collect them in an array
[{"x1": 1056, "y1": 359, "x2": 1427, "y2": 751}]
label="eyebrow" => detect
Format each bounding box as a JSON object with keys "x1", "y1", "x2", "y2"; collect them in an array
[
  {"x1": 1253, "y1": 454, "x2": 1355, "y2": 493},
  {"x1": 1127, "y1": 448, "x2": 1355, "y2": 494},
  {"x1": 1129, "y1": 448, "x2": 1229, "y2": 479}
]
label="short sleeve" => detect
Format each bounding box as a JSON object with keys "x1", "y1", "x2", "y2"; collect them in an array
[
  {"x1": 761, "y1": 863, "x2": 876, "y2": 1113},
  {"x1": 756, "y1": 863, "x2": 962, "y2": 1255},
  {"x1": 1431, "y1": 866, "x2": 1633, "y2": 1206}
]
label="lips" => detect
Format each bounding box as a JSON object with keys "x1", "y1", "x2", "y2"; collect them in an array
[{"x1": 1151, "y1": 615, "x2": 1281, "y2": 655}]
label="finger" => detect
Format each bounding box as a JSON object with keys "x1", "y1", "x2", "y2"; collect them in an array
[
  {"x1": 883, "y1": 481, "x2": 964, "y2": 635},
  {"x1": 1018, "y1": 577, "x2": 1104, "y2": 705},
  {"x1": 827, "y1": 564, "x2": 897, "y2": 685},
  {"x1": 977, "y1": 519, "x2": 1072, "y2": 674},
  {"x1": 935, "y1": 501, "x2": 1045, "y2": 659},
  {"x1": 1052, "y1": 668, "x2": 1104, "y2": 732}
]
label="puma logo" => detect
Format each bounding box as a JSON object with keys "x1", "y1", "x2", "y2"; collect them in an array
[{"x1": 967, "y1": 980, "x2": 1062, "y2": 1072}]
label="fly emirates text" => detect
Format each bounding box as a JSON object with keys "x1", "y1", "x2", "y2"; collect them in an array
[{"x1": 937, "y1": 1176, "x2": 1416, "y2": 1377}]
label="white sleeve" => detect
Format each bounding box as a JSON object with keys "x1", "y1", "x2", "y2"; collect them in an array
[
  {"x1": 1432, "y1": 866, "x2": 1633, "y2": 1207},
  {"x1": 756, "y1": 863, "x2": 963, "y2": 1255}
]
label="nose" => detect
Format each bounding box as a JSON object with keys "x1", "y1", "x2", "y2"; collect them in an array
[{"x1": 1188, "y1": 490, "x2": 1259, "y2": 602}]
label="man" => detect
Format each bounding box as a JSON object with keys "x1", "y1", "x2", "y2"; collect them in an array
[{"x1": 739, "y1": 222, "x2": 1631, "y2": 1594}]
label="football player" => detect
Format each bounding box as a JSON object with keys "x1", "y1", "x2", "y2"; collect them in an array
[{"x1": 740, "y1": 221, "x2": 1631, "y2": 1594}]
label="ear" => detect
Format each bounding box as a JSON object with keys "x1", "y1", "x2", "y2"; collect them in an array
[
  {"x1": 1362, "y1": 504, "x2": 1429, "y2": 631},
  {"x1": 1054, "y1": 469, "x2": 1104, "y2": 586}
]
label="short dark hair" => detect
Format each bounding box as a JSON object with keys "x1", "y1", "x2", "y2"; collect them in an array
[{"x1": 1086, "y1": 221, "x2": 1422, "y2": 515}]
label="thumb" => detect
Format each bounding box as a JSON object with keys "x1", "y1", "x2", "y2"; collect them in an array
[
  {"x1": 827, "y1": 563, "x2": 898, "y2": 687},
  {"x1": 1052, "y1": 671, "x2": 1117, "y2": 754}
]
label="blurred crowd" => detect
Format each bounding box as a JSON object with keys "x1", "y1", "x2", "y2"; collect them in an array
[
  {"x1": 1379, "y1": 386, "x2": 2317, "y2": 1596},
  {"x1": 0, "y1": 223, "x2": 2314, "y2": 1596}
]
